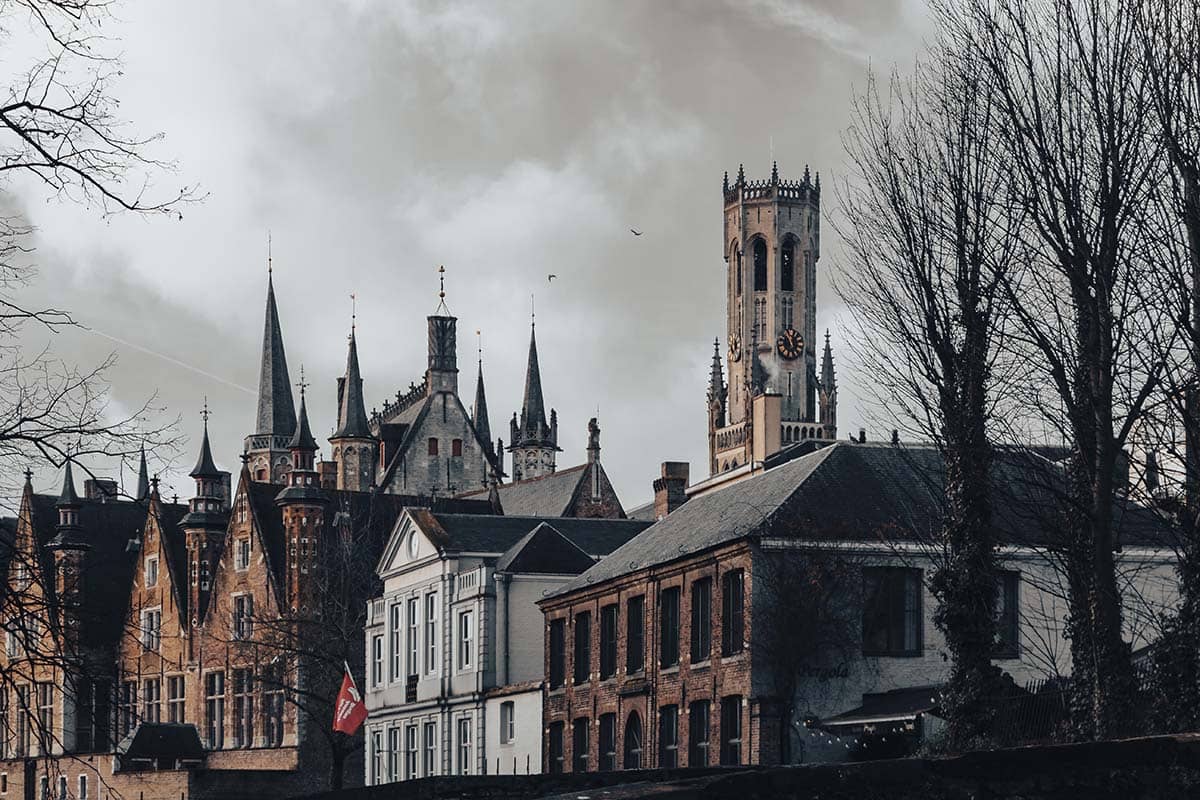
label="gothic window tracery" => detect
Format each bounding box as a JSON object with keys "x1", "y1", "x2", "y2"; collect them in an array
[
  {"x1": 752, "y1": 239, "x2": 767, "y2": 292},
  {"x1": 781, "y1": 239, "x2": 795, "y2": 292}
]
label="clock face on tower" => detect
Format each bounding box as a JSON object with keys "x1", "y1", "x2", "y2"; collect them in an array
[
  {"x1": 777, "y1": 327, "x2": 803, "y2": 360},
  {"x1": 728, "y1": 332, "x2": 742, "y2": 362}
]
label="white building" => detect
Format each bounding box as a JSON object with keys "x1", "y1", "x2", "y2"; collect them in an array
[{"x1": 362, "y1": 510, "x2": 649, "y2": 785}]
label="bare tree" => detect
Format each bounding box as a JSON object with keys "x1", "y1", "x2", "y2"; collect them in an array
[{"x1": 836, "y1": 37, "x2": 1023, "y2": 748}]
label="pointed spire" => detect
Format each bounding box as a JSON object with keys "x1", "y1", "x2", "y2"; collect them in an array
[
  {"x1": 736, "y1": 163, "x2": 745, "y2": 186},
  {"x1": 333, "y1": 329, "x2": 372, "y2": 439},
  {"x1": 821, "y1": 329, "x2": 837, "y2": 390},
  {"x1": 473, "y1": 333, "x2": 492, "y2": 448},
  {"x1": 289, "y1": 369, "x2": 318, "y2": 453},
  {"x1": 804, "y1": 164, "x2": 811, "y2": 184},
  {"x1": 136, "y1": 445, "x2": 150, "y2": 501},
  {"x1": 723, "y1": 171, "x2": 729, "y2": 193},
  {"x1": 192, "y1": 402, "x2": 222, "y2": 478},
  {"x1": 517, "y1": 319, "x2": 549, "y2": 441},
  {"x1": 815, "y1": 171, "x2": 821, "y2": 193},
  {"x1": 254, "y1": 269, "x2": 298, "y2": 439},
  {"x1": 57, "y1": 461, "x2": 81, "y2": 507},
  {"x1": 770, "y1": 161, "x2": 779, "y2": 184},
  {"x1": 708, "y1": 337, "x2": 725, "y2": 401}
]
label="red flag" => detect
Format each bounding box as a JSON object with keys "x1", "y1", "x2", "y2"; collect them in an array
[{"x1": 333, "y1": 667, "x2": 367, "y2": 735}]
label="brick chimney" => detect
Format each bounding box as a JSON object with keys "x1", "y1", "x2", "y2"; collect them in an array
[{"x1": 653, "y1": 462, "x2": 690, "y2": 520}]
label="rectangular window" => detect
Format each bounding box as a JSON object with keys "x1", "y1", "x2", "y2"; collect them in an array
[
  {"x1": 862, "y1": 567, "x2": 923, "y2": 656},
  {"x1": 688, "y1": 700, "x2": 710, "y2": 766},
  {"x1": 721, "y1": 569, "x2": 745, "y2": 656},
  {"x1": 389, "y1": 603, "x2": 402, "y2": 682},
  {"x1": 548, "y1": 618, "x2": 566, "y2": 689},
  {"x1": 427, "y1": 438, "x2": 438, "y2": 456},
  {"x1": 659, "y1": 705, "x2": 678, "y2": 768},
  {"x1": 0, "y1": 690, "x2": 7, "y2": 760},
  {"x1": 690, "y1": 577, "x2": 712, "y2": 663},
  {"x1": 456, "y1": 717, "x2": 471, "y2": 775},
  {"x1": 118, "y1": 681, "x2": 136, "y2": 739},
  {"x1": 232, "y1": 594, "x2": 253, "y2": 641},
  {"x1": 234, "y1": 538, "x2": 251, "y2": 571},
  {"x1": 573, "y1": 611, "x2": 591, "y2": 685},
  {"x1": 167, "y1": 676, "x2": 185, "y2": 723},
  {"x1": 262, "y1": 663, "x2": 285, "y2": 748},
  {"x1": 140, "y1": 607, "x2": 162, "y2": 651},
  {"x1": 78, "y1": 775, "x2": 87, "y2": 800},
  {"x1": 16, "y1": 686, "x2": 29, "y2": 756},
  {"x1": 371, "y1": 729, "x2": 383, "y2": 785},
  {"x1": 626, "y1": 595, "x2": 645, "y2": 673},
  {"x1": 659, "y1": 587, "x2": 680, "y2": 668},
  {"x1": 407, "y1": 598, "x2": 419, "y2": 677},
  {"x1": 422, "y1": 722, "x2": 436, "y2": 777},
  {"x1": 141, "y1": 678, "x2": 160, "y2": 724},
  {"x1": 144, "y1": 556, "x2": 158, "y2": 588},
  {"x1": 371, "y1": 635, "x2": 384, "y2": 687},
  {"x1": 35, "y1": 683, "x2": 52, "y2": 753},
  {"x1": 205, "y1": 671, "x2": 225, "y2": 749},
  {"x1": 500, "y1": 701, "x2": 515, "y2": 745},
  {"x1": 387, "y1": 727, "x2": 400, "y2": 783},
  {"x1": 599, "y1": 604, "x2": 618, "y2": 679},
  {"x1": 404, "y1": 724, "x2": 418, "y2": 780},
  {"x1": 232, "y1": 668, "x2": 253, "y2": 748},
  {"x1": 458, "y1": 610, "x2": 474, "y2": 671},
  {"x1": 424, "y1": 594, "x2": 438, "y2": 674},
  {"x1": 720, "y1": 696, "x2": 742, "y2": 765},
  {"x1": 995, "y1": 570, "x2": 1020, "y2": 658},
  {"x1": 451, "y1": 438, "x2": 463, "y2": 457},
  {"x1": 548, "y1": 721, "x2": 564, "y2": 774},
  {"x1": 572, "y1": 717, "x2": 589, "y2": 772},
  {"x1": 598, "y1": 713, "x2": 616, "y2": 771}
]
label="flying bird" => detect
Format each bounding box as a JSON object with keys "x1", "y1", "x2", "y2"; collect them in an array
[
  {"x1": 548, "y1": 274, "x2": 557, "y2": 283},
  {"x1": 630, "y1": 228, "x2": 643, "y2": 236}
]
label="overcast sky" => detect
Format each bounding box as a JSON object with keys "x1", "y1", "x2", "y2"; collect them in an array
[{"x1": 8, "y1": 0, "x2": 932, "y2": 507}]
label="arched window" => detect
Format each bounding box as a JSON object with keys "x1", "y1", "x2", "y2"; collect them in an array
[
  {"x1": 753, "y1": 239, "x2": 767, "y2": 292},
  {"x1": 623, "y1": 712, "x2": 642, "y2": 769},
  {"x1": 781, "y1": 239, "x2": 795, "y2": 292},
  {"x1": 735, "y1": 247, "x2": 743, "y2": 296}
]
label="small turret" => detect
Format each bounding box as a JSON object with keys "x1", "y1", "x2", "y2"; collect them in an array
[
  {"x1": 181, "y1": 406, "x2": 230, "y2": 627},
  {"x1": 277, "y1": 376, "x2": 327, "y2": 506},
  {"x1": 508, "y1": 317, "x2": 561, "y2": 482},
  {"x1": 57, "y1": 461, "x2": 81, "y2": 529},
  {"x1": 819, "y1": 330, "x2": 838, "y2": 439},
  {"x1": 330, "y1": 323, "x2": 379, "y2": 493},
  {"x1": 276, "y1": 378, "x2": 327, "y2": 615},
  {"x1": 135, "y1": 446, "x2": 150, "y2": 502}
]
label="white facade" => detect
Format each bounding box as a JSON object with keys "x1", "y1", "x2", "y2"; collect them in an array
[{"x1": 363, "y1": 512, "x2": 573, "y2": 785}]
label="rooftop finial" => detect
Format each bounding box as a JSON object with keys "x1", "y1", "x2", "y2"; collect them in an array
[
  {"x1": 771, "y1": 160, "x2": 779, "y2": 184},
  {"x1": 268, "y1": 231, "x2": 273, "y2": 276},
  {"x1": 531, "y1": 293, "x2": 536, "y2": 327},
  {"x1": 201, "y1": 396, "x2": 210, "y2": 426},
  {"x1": 737, "y1": 163, "x2": 745, "y2": 185},
  {"x1": 434, "y1": 265, "x2": 450, "y2": 315},
  {"x1": 476, "y1": 329, "x2": 483, "y2": 365},
  {"x1": 350, "y1": 292, "x2": 357, "y2": 334},
  {"x1": 297, "y1": 364, "x2": 308, "y2": 398}
]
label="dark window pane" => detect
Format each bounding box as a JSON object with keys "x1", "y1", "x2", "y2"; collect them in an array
[
  {"x1": 994, "y1": 571, "x2": 1020, "y2": 658},
  {"x1": 690, "y1": 578, "x2": 712, "y2": 663},
  {"x1": 721, "y1": 570, "x2": 745, "y2": 655},
  {"x1": 659, "y1": 705, "x2": 678, "y2": 768},
  {"x1": 753, "y1": 239, "x2": 768, "y2": 291},
  {"x1": 549, "y1": 619, "x2": 566, "y2": 689},
  {"x1": 623, "y1": 712, "x2": 642, "y2": 769},
  {"x1": 720, "y1": 696, "x2": 742, "y2": 765},
  {"x1": 659, "y1": 588, "x2": 680, "y2": 667},
  {"x1": 600, "y1": 604, "x2": 618, "y2": 679},
  {"x1": 573, "y1": 612, "x2": 591, "y2": 685},
  {"x1": 626, "y1": 596, "x2": 645, "y2": 673},
  {"x1": 599, "y1": 713, "x2": 616, "y2": 771},
  {"x1": 862, "y1": 567, "x2": 923, "y2": 656},
  {"x1": 781, "y1": 241, "x2": 795, "y2": 292},
  {"x1": 572, "y1": 718, "x2": 590, "y2": 772},
  {"x1": 549, "y1": 722, "x2": 564, "y2": 774},
  {"x1": 688, "y1": 700, "x2": 710, "y2": 766}
]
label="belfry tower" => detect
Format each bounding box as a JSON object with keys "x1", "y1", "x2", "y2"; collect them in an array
[{"x1": 708, "y1": 163, "x2": 837, "y2": 476}]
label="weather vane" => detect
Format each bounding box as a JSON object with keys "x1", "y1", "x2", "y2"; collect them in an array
[
  {"x1": 267, "y1": 231, "x2": 273, "y2": 276},
  {"x1": 350, "y1": 292, "x2": 357, "y2": 334},
  {"x1": 297, "y1": 365, "x2": 309, "y2": 396},
  {"x1": 201, "y1": 396, "x2": 210, "y2": 425}
]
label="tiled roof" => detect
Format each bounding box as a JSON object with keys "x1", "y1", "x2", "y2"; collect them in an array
[
  {"x1": 495, "y1": 522, "x2": 596, "y2": 575},
  {"x1": 626, "y1": 501, "x2": 656, "y2": 521},
  {"x1": 459, "y1": 465, "x2": 588, "y2": 517},
  {"x1": 414, "y1": 512, "x2": 650, "y2": 558},
  {"x1": 548, "y1": 441, "x2": 1173, "y2": 599}
]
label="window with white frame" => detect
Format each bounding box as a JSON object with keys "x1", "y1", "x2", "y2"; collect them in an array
[
  {"x1": 140, "y1": 607, "x2": 161, "y2": 651},
  {"x1": 234, "y1": 538, "x2": 251, "y2": 571},
  {"x1": 424, "y1": 593, "x2": 437, "y2": 674},
  {"x1": 167, "y1": 676, "x2": 185, "y2": 723},
  {"x1": 387, "y1": 727, "x2": 400, "y2": 783},
  {"x1": 371, "y1": 635, "x2": 384, "y2": 687},
  {"x1": 407, "y1": 598, "x2": 419, "y2": 678},
  {"x1": 389, "y1": 603, "x2": 402, "y2": 682},
  {"x1": 232, "y1": 595, "x2": 253, "y2": 641},
  {"x1": 141, "y1": 678, "x2": 161, "y2": 724},
  {"x1": 404, "y1": 724, "x2": 418, "y2": 780},
  {"x1": 456, "y1": 717, "x2": 471, "y2": 775},
  {"x1": 144, "y1": 556, "x2": 158, "y2": 588},
  {"x1": 371, "y1": 729, "x2": 383, "y2": 785},
  {"x1": 205, "y1": 671, "x2": 225, "y2": 749},
  {"x1": 457, "y1": 610, "x2": 474, "y2": 671},
  {"x1": 422, "y1": 722, "x2": 436, "y2": 776},
  {"x1": 78, "y1": 775, "x2": 87, "y2": 800},
  {"x1": 499, "y1": 701, "x2": 515, "y2": 745}
]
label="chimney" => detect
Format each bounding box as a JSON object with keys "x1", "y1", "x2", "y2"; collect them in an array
[
  {"x1": 653, "y1": 462, "x2": 690, "y2": 521},
  {"x1": 84, "y1": 478, "x2": 118, "y2": 502},
  {"x1": 891, "y1": 429, "x2": 899, "y2": 444},
  {"x1": 858, "y1": 428, "x2": 867, "y2": 443}
]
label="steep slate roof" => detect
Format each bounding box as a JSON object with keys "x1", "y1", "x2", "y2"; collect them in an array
[
  {"x1": 410, "y1": 512, "x2": 650, "y2": 558},
  {"x1": 549, "y1": 441, "x2": 1173, "y2": 599},
  {"x1": 495, "y1": 522, "x2": 596, "y2": 575},
  {"x1": 625, "y1": 501, "x2": 656, "y2": 522},
  {"x1": 512, "y1": 322, "x2": 555, "y2": 447},
  {"x1": 333, "y1": 332, "x2": 372, "y2": 439},
  {"x1": 458, "y1": 464, "x2": 589, "y2": 517},
  {"x1": 254, "y1": 274, "x2": 297, "y2": 438},
  {"x1": 473, "y1": 360, "x2": 492, "y2": 450},
  {"x1": 376, "y1": 389, "x2": 497, "y2": 492}
]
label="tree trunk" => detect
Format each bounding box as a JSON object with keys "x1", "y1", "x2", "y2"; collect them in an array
[{"x1": 330, "y1": 742, "x2": 346, "y2": 792}]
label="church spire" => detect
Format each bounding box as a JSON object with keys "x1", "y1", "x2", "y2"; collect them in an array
[
  {"x1": 708, "y1": 338, "x2": 725, "y2": 402},
  {"x1": 473, "y1": 335, "x2": 492, "y2": 450},
  {"x1": 254, "y1": 269, "x2": 297, "y2": 440},
  {"x1": 518, "y1": 318, "x2": 549, "y2": 439},
  {"x1": 288, "y1": 372, "x2": 319, "y2": 454},
  {"x1": 508, "y1": 315, "x2": 560, "y2": 481},
  {"x1": 191, "y1": 403, "x2": 221, "y2": 479},
  {"x1": 820, "y1": 329, "x2": 836, "y2": 391},
  {"x1": 333, "y1": 329, "x2": 371, "y2": 439},
  {"x1": 135, "y1": 445, "x2": 150, "y2": 501}
]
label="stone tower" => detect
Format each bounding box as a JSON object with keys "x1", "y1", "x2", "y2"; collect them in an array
[
  {"x1": 509, "y1": 319, "x2": 560, "y2": 482},
  {"x1": 330, "y1": 326, "x2": 378, "y2": 492},
  {"x1": 276, "y1": 384, "x2": 327, "y2": 614},
  {"x1": 181, "y1": 415, "x2": 230, "y2": 629},
  {"x1": 245, "y1": 267, "x2": 297, "y2": 484},
  {"x1": 708, "y1": 163, "x2": 837, "y2": 475}
]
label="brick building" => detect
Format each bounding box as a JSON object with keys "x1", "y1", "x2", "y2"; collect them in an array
[{"x1": 538, "y1": 441, "x2": 1179, "y2": 771}]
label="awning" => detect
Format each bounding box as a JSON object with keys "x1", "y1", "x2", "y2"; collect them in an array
[{"x1": 818, "y1": 685, "x2": 942, "y2": 731}]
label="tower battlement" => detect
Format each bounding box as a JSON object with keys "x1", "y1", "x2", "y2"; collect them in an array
[{"x1": 722, "y1": 162, "x2": 820, "y2": 206}]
